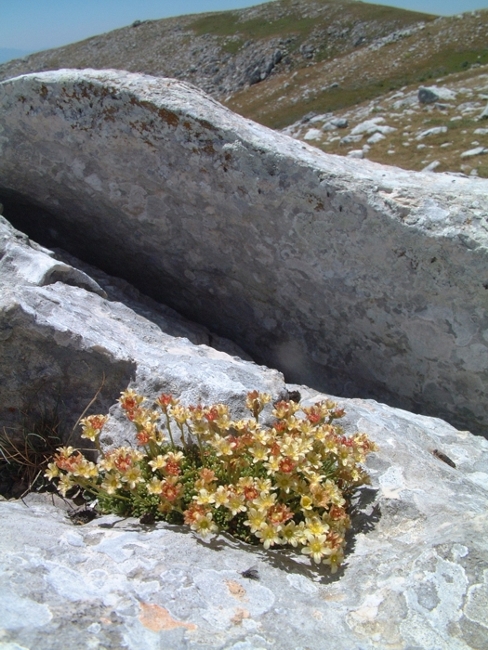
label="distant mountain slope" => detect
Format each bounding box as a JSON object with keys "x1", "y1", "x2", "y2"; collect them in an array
[
  {"x1": 0, "y1": 0, "x2": 437, "y2": 113},
  {"x1": 1, "y1": 0, "x2": 487, "y2": 177}
]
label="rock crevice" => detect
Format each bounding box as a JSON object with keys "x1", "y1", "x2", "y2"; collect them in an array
[{"x1": 0, "y1": 69, "x2": 487, "y2": 434}]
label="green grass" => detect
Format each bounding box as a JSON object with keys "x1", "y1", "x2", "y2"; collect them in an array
[
  {"x1": 190, "y1": 11, "x2": 240, "y2": 37},
  {"x1": 190, "y1": 0, "x2": 435, "y2": 53}
]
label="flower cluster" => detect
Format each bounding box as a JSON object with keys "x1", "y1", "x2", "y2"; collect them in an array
[{"x1": 45, "y1": 390, "x2": 377, "y2": 572}]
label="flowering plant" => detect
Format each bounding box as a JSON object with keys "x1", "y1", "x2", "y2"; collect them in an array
[{"x1": 46, "y1": 390, "x2": 377, "y2": 572}]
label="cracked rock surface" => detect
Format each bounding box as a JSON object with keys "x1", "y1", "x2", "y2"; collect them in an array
[
  {"x1": 0, "y1": 69, "x2": 487, "y2": 434},
  {"x1": 1, "y1": 389, "x2": 487, "y2": 649},
  {"x1": 0, "y1": 172, "x2": 487, "y2": 648}
]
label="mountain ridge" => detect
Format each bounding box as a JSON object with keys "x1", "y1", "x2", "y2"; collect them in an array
[{"x1": 1, "y1": 0, "x2": 487, "y2": 176}]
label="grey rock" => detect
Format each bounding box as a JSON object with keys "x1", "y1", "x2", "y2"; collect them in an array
[
  {"x1": 460, "y1": 146, "x2": 488, "y2": 159},
  {"x1": 478, "y1": 102, "x2": 488, "y2": 119},
  {"x1": 367, "y1": 132, "x2": 385, "y2": 144},
  {"x1": 421, "y1": 160, "x2": 441, "y2": 173},
  {"x1": 350, "y1": 118, "x2": 396, "y2": 136},
  {"x1": 416, "y1": 126, "x2": 448, "y2": 139},
  {"x1": 346, "y1": 149, "x2": 364, "y2": 159},
  {"x1": 418, "y1": 85, "x2": 456, "y2": 104},
  {"x1": 299, "y1": 43, "x2": 315, "y2": 59},
  {"x1": 0, "y1": 70, "x2": 488, "y2": 435},
  {"x1": 1, "y1": 384, "x2": 488, "y2": 649},
  {"x1": 0, "y1": 215, "x2": 283, "y2": 440},
  {"x1": 323, "y1": 117, "x2": 349, "y2": 131}
]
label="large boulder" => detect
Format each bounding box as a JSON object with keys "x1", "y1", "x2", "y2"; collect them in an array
[
  {"x1": 0, "y1": 215, "x2": 283, "y2": 439},
  {"x1": 0, "y1": 69, "x2": 487, "y2": 434},
  {"x1": 0, "y1": 209, "x2": 487, "y2": 650}
]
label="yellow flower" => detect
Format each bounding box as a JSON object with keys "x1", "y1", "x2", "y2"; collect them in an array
[
  {"x1": 281, "y1": 521, "x2": 300, "y2": 547},
  {"x1": 226, "y1": 491, "x2": 246, "y2": 516},
  {"x1": 101, "y1": 473, "x2": 123, "y2": 495},
  {"x1": 249, "y1": 443, "x2": 268, "y2": 463},
  {"x1": 255, "y1": 523, "x2": 282, "y2": 549},
  {"x1": 304, "y1": 516, "x2": 329, "y2": 539},
  {"x1": 274, "y1": 473, "x2": 295, "y2": 493},
  {"x1": 122, "y1": 466, "x2": 144, "y2": 489},
  {"x1": 170, "y1": 404, "x2": 190, "y2": 425},
  {"x1": 211, "y1": 435, "x2": 235, "y2": 457},
  {"x1": 58, "y1": 474, "x2": 74, "y2": 496},
  {"x1": 147, "y1": 477, "x2": 164, "y2": 495},
  {"x1": 264, "y1": 456, "x2": 281, "y2": 474},
  {"x1": 191, "y1": 512, "x2": 219, "y2": 537},
  {"x1": 244, "y1": 508, "x2": 267, "y2": 533},
  {"x1": 193, "y1": 488, "x2": 216, "y2": 506},
  {"x1": 73, "y1": 459, "x2": 98, "y2": 479},
  {"x1": 300, "y1": 495, "x2": 314, "y2": 511},
  {"x1": 44, "y1": 462, "x2": 60, "y2": 480},
  {"x1": 252, "y1": 491, "x2": 276, "y2": 511},
  {"x1": 148, "y1": 455, "x2": 166, "y2": 471},
  {"x1": 255, "y1": 478, "x2": 272, "y2": 492},
  {"x1": 301, "y1": 534, "x2": 331, "y2": 564},
  {"x1": 322, "y1": 548, "x2": 344, "y2": 573},
  {"x1": 213, "y1": 485, "x2": 230, "y2": 507}
]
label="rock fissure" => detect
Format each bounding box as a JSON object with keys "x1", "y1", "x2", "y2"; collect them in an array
[{"x1": 0, "y1": 69, "x2": 487, "y2": 437}]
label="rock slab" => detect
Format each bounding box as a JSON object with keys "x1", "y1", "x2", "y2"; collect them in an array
[
  {"x1": 1, "y1": 386, "x2": 488, "y2": 650},
  {"x1": 0, "y1": 69, "x2": 487, "y2": 434},
  {"x1": 0, "y1": 208, "x2": 487, "y2": 649}
]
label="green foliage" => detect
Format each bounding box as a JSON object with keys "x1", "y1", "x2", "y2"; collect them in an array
[{"x1": 46, "y1": 390, "x2": 377, "y2": 571}]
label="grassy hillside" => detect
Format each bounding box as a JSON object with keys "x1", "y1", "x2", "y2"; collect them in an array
[{"x1": 1, "y1": 0, "x2": 487, "y2": 177}]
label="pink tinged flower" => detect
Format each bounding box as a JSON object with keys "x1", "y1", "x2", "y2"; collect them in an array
[{"x1": 80, "y1": 414, "x2": 108, "y2": 441}]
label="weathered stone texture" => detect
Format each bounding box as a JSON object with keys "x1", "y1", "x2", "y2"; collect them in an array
[
  {"x1": 0, "y1": 70, "x2": 487, "y2": 434},
  {"x1": 0, "y1": 215, "x2": 282, "y2": 439},
  {"x1": 1, "y1": 385, "x2": 488, "y2": 649}
]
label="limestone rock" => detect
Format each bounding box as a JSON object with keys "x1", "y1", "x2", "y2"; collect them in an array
[
  {"x1": 0, "y1": 383, "x2": 487, "y2": 649},
  {"x1": 416, "y1": 125, "x2": 448, "y2": 139},
  {"x1": 0, "y1": 69, "x2": 487, "y2": 434},
  {"x1": 460, "y1": 146, "x2": 488, "y2": 159},
  {"x1": 0, "y1": 215, "x2": 283, "y2": 440},
  {"x1": 418, "y1": 85, "x2": 457, "y2": 104}
]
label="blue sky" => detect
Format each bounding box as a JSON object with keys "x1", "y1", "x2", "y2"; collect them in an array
[{"x1": 1, "y1": 0, "x2": 487, "y2": 54}]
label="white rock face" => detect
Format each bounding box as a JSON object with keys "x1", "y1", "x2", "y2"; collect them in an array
[
  {"x1": 0, "y1": 215, "x2": 282, "y2": 439},
  {"x1": 0, "y1": 69, "x2": 487, "y2": 434},
  {"x1": 1, "y1": 383, "x2": 488, "y2": 650},
  {"x1": 0, "y1": 137, "x2": 488, "y2": 650},
  {"x1": 461, "y1": 146, "x2": 488, "y2": 159},
  {"x1": 416, "y1": 126, "x2": 448, "y2": 139}
]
